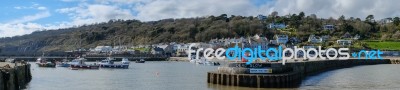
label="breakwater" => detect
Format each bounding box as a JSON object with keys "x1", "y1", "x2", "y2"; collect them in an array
[
  {"x1": 207, "y1": 59, "x2": 400, "y2": 88},
  {"x1": 0, "y1": 62, "x2": 32, "y2": 90}
]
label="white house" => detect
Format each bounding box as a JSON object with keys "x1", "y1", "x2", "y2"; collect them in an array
[
  {"x1": 174, "y1": 44, "x2": 189, "y2": 57},
  {"x1": 337, "y1": 40, "x2": 352, "y2": 46},
  {"x1": 289, "y1": 37, "x2": 301, "y2": 44},
  {"x1": 209, "y1": 37, "x2": 246, "y2": 47},
  {"x1": 303, "y1": 46, "x2": 316, "y2": 50},
  {"x1": 244, "y1": 34, "x2": 269, "y2": 49},
  {"x1": 323, "y1": 24, "x2": 334, "y2": 30},
  {"x1": 269, "y1": 40, "x2": 277, "y2": 45},
  {"x1": 113, "y1": 46, "x2": 128, "y2": 51},
  {"x1": 321, "y1": 35, "x2": 330, "y2": 41},
  {"x1": 274, "y1": 35, "x2": 289, "y2": 44},
  {"x1": 151, "y1": 47, "x2": 164, "y2": 55},
  {"x1": 93, "y1": 46, "x2": 113, "y2": 52},
  {"x1": 308, "y1": 34, "x2": 322, "y2": 43},
  {"x1": 257, "y1": 15, "x2": 267, "y2": 20},
  {"x1": 269, "y1": 23, "x2": 286, "y2": 29},
  {"x1": 353, "y1": 34, "x2": 360, "y2": 40},
  {"x1": 308, "y1": 35, "x2": 330, "y2": 43}
]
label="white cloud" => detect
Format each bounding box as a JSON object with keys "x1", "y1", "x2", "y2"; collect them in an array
[
  {"x1": 13, "y1": 3, "x2": 48, "y2": 11},
  {"x1": 61, "y1": 0, "x2": 87, "y2": 2},
  {"x1": 133, "y1": 0, "x2": 260, "y2": 21},
  {"x1": 9, "y1": 11, "x2": 51, "y2": 24},
  {"x1": 56, "y1": 4, "x2": 134, "y2": 25},
  {"x1": 37, "y1": 6, "x2": 47, "y2": 10},
  {"x1": 269, "y1": 0, "x2": 400, "y2": 19},
  {"x1": 0, "y1": 23, "x2": 69, "y2": 37},
  {"x1": 14, "y1": 6, "x2": 22, "y2": 9},
  {"x1": 120, "y1": 0, "x2": 400, "y2": 21},
  {"x1": 0, "y1": 23, "x2": 42, "y2": 37}
]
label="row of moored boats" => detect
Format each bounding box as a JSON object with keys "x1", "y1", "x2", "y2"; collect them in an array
[{"x1": 36, "y1": 57, "x2": 145, "y2": 70}]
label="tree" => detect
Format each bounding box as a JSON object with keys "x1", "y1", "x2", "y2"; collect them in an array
[
  {"x1": 338, "y1": 15, "x2": 346, "y2": 22},
  {"x1": 310, "y1": 14, "x2": 317, "y2": 19},
  {"x1": 349, "y1": 17, "x2": 355, "y2": 21},
  {"x1": 270, "y1": 11, "x2": 278, "y2": 17},
  {"x1": 365, "y1": 15, "x2": 374, "y2": 22},
  {"x1": 393, "y1": 17, "x2": 400, "y2": 26},
  {"x1": 299, "y1": 12, "x2": 305, "y2": 18}
]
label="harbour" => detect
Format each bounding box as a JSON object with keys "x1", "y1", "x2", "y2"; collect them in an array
[
  {"x1": 1, "y1": 57, "x2": 399, "y2": 90},
  {"x1": 15, "y1": 59, "x2": 400, "y2": 90},
  {"x1": 1, "y1": 0, "x2": 400, "y2": 90}
]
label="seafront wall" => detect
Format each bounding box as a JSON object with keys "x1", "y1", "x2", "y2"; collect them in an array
[
  {"x1": 0, "y1": 63, "x2": 32, "y2": 90},
  {"x1": 207, "y1": 59, "x2": 400, "y2": 88}
]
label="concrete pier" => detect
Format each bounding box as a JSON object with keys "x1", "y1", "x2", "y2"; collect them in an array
[
  {"x1": 0, "y1": 62, "x2": 32, "y2": 90},
  {"x1": 207, "y1": 59, "x2": 400, "y2": 88}
]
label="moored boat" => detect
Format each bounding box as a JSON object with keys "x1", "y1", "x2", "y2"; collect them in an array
[
  {"x1": 135, "y1": 59, "x2": 145, "y2": 63},
  {"x1": 36, "y1": 57, "x2": 56, "y2": 67},
  {"x1": 38, "y1": 62, "x2": 56, "y2": 67},
  {"x1": 69, "y1": 57, "x2": 99, "y2": 69},
  {"x1": 98, "y1": 57, "x2": 130, "y2": 69},
  {"x1": 121, "y1": 57, "x2": 130, "y2": 64},
  {"x1": 56, "y1": 59, "x2": 71, "y2": 67}
]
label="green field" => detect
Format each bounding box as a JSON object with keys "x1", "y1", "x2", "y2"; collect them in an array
[{"x1": 365, "y1": 41, "x2": 400, "y2": 51}]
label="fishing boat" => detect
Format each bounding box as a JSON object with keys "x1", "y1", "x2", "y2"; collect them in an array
[
  {"x1": 69, "y1": 57, "x2": 99, "y2": 69},
  {"x1": 36, "y1": 57, "x2": 56, "y2": 67},
  {"x1": 135, "y1": 59, "x2": 145, "y2": 63},
  {"x1": 121, "y1": 57, "x2": 130, "y2": 64},
  {"x1": 56, "y1": 58, "x2": 71, "y2": 67},
  {"x1": 98, "y1": 57, "x2": 130, "y2": 68}
]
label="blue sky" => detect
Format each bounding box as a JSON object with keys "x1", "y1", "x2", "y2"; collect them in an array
[
  {"x1": 0, "y1": 1, "x2": 70, "y2": 23},
  {"x1": 0, "y1": 0, "x2": 270, "y2": 25},
  {"x1": 0, "y1": 0, "x2": 399, "y2": 37}
]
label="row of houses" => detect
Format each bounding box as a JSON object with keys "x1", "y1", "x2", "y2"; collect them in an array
[
  {"x1": 86, "y1": 33, "x2": 360, "y2": 57},
  {"x1": 268, "y1": 23, "x2": 335, "y2": 30}
]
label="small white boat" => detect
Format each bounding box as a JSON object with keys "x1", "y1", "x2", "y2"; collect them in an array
[
  {"x1": 98, "y1": 57, "x2": 130, "y2": 68},
  {"x1": 121, "y1": 57, "x2": 130, "y2": 64},
  {"x1": 36, "y1": 57, "x2": 56, "y2": 67},
  {"x1": 69, "y1": 57, "x2": 99, "y2": 69},
  {"x1": 56, "y1": 59, "x2": 71, "y2": 67},
  {"x1": 135, "y1": 59, "x2": 145, "y2": 63}
]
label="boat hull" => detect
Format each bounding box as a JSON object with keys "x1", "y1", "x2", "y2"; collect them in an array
[
  {"x1": 70, "y1": 65, "x2": 99, "y2": 69},
  {"x1": 135, "y1": 61, "x2": 145, "y2": 63},
  {"x1": 37, "y1": 63, "x2": 56, "y2": 67},
  {"x1": 99, "y1": 64, "x2": 129, "y2": 68},
  {"x1": 57, "y1": 64, "x2": 71, "y2": 67}
]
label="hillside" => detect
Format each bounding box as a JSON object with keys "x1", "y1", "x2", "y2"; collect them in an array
[{"x1": 1, "y1": 12, "x2": 400, "y2": 53}]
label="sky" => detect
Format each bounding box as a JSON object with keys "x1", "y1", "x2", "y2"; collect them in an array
[{"x1": 1, "y1": 0, "x2": 400, "y2": 37}]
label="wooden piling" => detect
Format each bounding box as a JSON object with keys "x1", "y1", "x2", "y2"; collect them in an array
[{"x1": 0, "y1": 63, "x2": 31, "y2": 90}]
